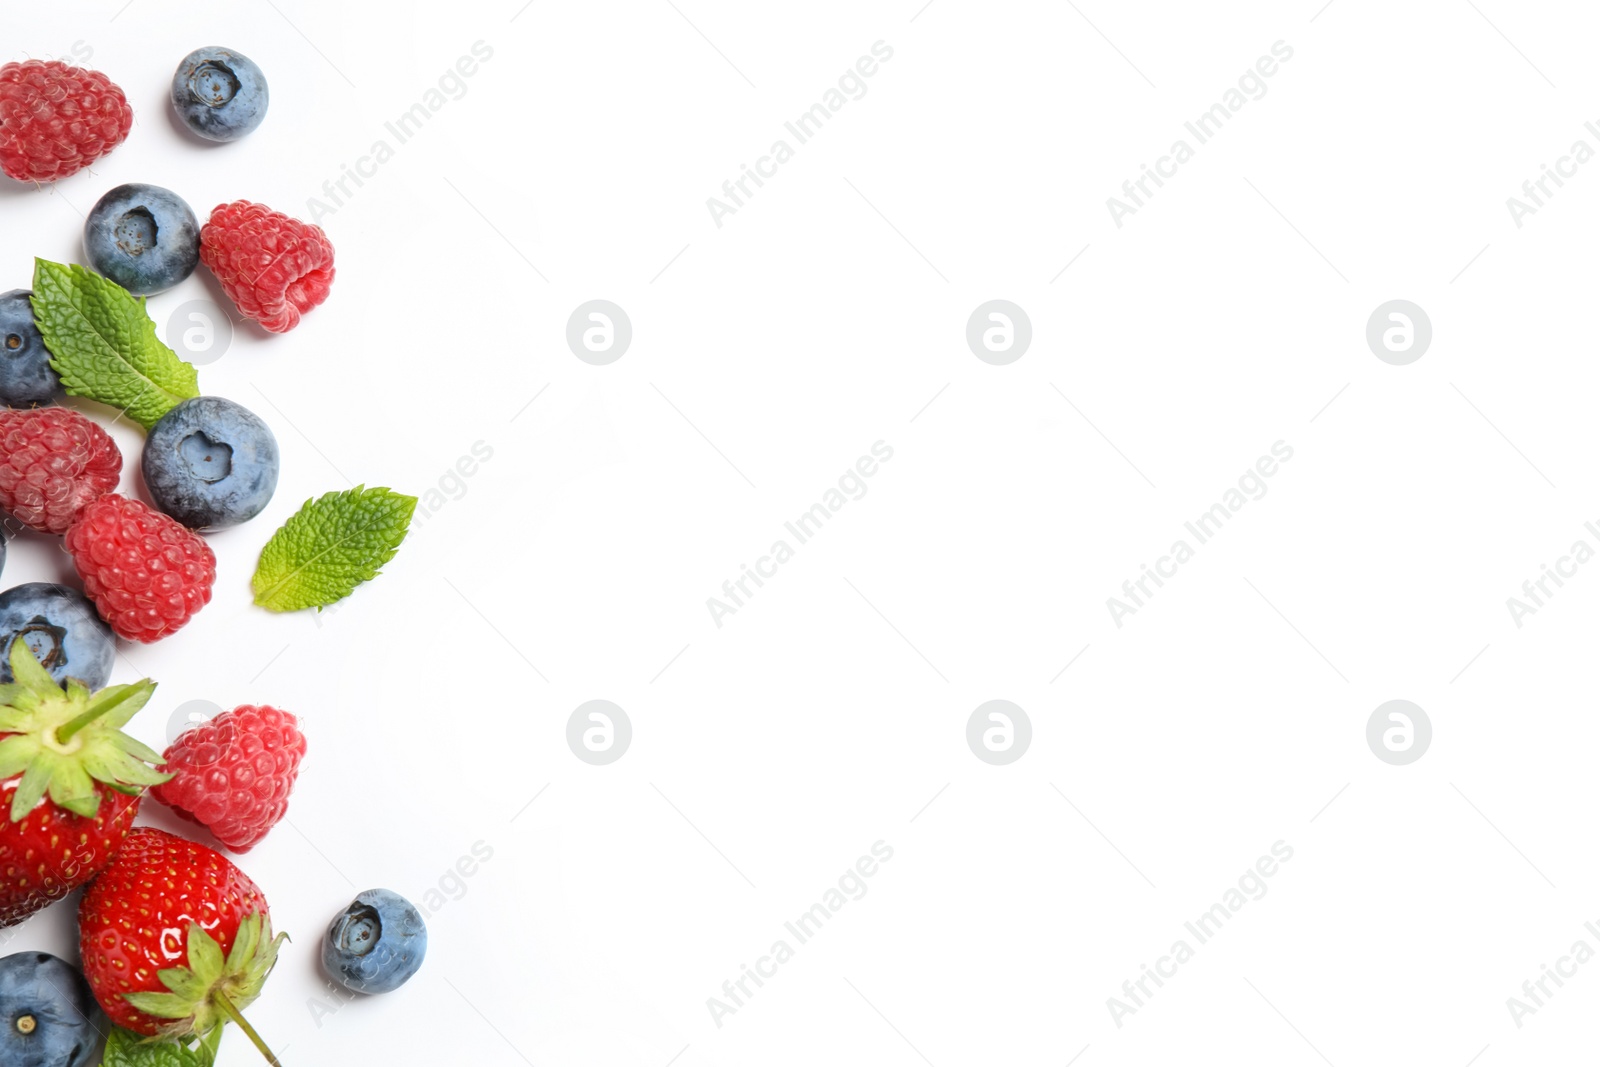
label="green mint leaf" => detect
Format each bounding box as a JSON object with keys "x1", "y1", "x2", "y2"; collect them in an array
[
  {"x1": 103, "y1": 1027, "x2": 203, "y2": 1067},
  {"x1": 31, "y1": 258, "x2": 200, "y2": 429},
  {"x1": 252, "y1": 486, "x2": 417, "y2": 612}
]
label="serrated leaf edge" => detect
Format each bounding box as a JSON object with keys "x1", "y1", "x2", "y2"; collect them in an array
[
  {"x1": 31, "y1": 259, "x2": 199, "y2": 429},
  {"x1": 252, "y1": 486, "x2": 417, "y2": 612}
]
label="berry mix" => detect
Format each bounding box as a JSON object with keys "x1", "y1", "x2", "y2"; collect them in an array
[{"x1": 0, "y1": 47, "x2": 423, "y2": 1066}]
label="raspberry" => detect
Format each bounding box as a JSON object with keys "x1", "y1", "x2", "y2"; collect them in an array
[
  {"x1": 0, "y1": 60, "x2": 132, "y2": 183},
  {"x1": 151, "y1": 705, "x2": 306, "y2": 853},
  {"x1": 200, "y1": 200, "x2": 335, "y2": 333},
  {"x1": 0, "y1": 407, "x2": 122, "y2": 534},
  {"x1": 64, "y1": 494, "x2": 216, "y2": 642}
]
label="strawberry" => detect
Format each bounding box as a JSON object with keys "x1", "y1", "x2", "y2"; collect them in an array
[
  {"x1": 0, "y1": 639, "x2": 166, "y2": 926},
  {"x1": 79, "y1": 826, "x2": 285, "y2": 1062}
]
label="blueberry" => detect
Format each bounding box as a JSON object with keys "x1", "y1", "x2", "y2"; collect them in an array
[
  {"x1": 322, "y1": 889, "x2": 427, "y2": 994},
  {"x1": 0, "y1": 952, "x2": 100, "y2": 1067},
  {"x1": 142, "y1": 397, "x2": 279, "y2": 529},
  {"x1": 83, "y1": 184, "x2": 199, "y2": 297},
  {"x1": 0, "y1": 292, "x2": 61, "y2": 408},
  {"x1": 171, "y1": 47, "x2": 268, "y2": 142},
  {"x1": 0, "y1": 584, "x2": 114, "y2": 690}
]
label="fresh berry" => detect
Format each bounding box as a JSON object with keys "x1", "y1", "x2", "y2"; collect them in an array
[
  {"x1": 199, "y1": 200, "x2": 334, "y2": 333},
  {"x1": 151, "y1": 705, "x2": 305, "y2": 853},
  {"x1": 0, "y1": 641, "x2": 166, "y2": 928},
  {"x1": 0, "y1": 407, "x2": 121, "y2": 535},
  {"x1": 0, "y1": 583, "x2": 114, "y2": 690},
  {"x1": 0, "y1": 952, "x2": 100, "y2": 1067},
  {"x1": 201, "y1": 199, "x2": 336, "y2": 331},
  {"x1": 0, "y1": 291, "x2": 62, "y2": 407},
  {"x1": 83, "y1": 184, "x2": 200, "y2": 297},
  {"x1": 64, "y1": 494, "x2": 216, "y2": 643},
  {"x1": 322, "y1": 889, "x2": 427, "y2": 994},
  {"x1": 0, "y1": 60, "x2": 132, "y2": 183},
  {"x1": 78, "y1": 826, "x2": 285, "y2": 1050},
  {"x1": 171, "y1": 47, "x2": 268, "y2": 142},
  {"x1": 143, "y1": 397, "x2": 279, "y2": 529}
]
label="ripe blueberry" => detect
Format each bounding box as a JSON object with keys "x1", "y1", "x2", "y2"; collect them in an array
[
  {"x1": 0, "y1": 292, "x2": 61, "y2": 408},
  {"x1": 171, "y1": 47, "x2": 268, "y2": 142},
  {"x1": 142, "y1": 397, "x2": 280, "y2": 529},
  {"x1": 0, "y1": 584, "x2": 114, "y2": 690},
  {"x1": 0, "y1": 952, "x2": 100, "y2": 1067},
  {"x1": 83, "y1": 184, "x2": 200, "y2": 296},
  {"x1": 323, "y1": 889, "x2": 428, "y2": 994}
]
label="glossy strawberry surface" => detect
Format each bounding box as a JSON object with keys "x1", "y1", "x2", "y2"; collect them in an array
[
  {"x1": 0, "y1": 782, "x2": 138, "y2": 926},
  {"x1": 79, "y1": 827, "x2": 269, "y2": 1035}
]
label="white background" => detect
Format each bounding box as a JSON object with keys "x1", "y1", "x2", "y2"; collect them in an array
[{"x1": 6, "y1": 1, "x2": 1600, "y2": 1064}]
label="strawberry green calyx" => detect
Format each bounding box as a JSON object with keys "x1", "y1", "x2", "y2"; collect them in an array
[
  {"x1": 125, "y1": 914, "x2": 287, "y2": 1063},
  {"x1": 0, "y1": 641, "x2": 168, "y2": 822}
]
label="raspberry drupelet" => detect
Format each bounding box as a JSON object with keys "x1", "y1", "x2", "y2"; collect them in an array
[
  {"x1": 152, "y1": 705, "x2": 306, "y2": 853},
  {"x1": 0, "y1": 407, "x2": 121, "y2": 534},
  {"x1": 64, "y1": 494, "x2": 216, "y2": 642},
  {"x1": 0, "y1": 60, "x2": 132, "y2": 183},
  {"x1": 200, "y1": 200, "x2": 335, "y2": 333}
]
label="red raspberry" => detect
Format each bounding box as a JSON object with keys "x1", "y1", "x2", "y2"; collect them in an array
[
  {"x1": 151, "y1": 705, "x2": 306, "y2": 853},
  {"x1": 0, "y1": 60, "x2": 132, "y2": 183},
  {"x1": 200, "y1": 200, "x2": 335, "y2": 333},
  {"x1": 0, "y1": 407, "x2": 122, "y2": 534},
  {"x1": 64, "y1": 494, "x2": 215, "y2": 642}
]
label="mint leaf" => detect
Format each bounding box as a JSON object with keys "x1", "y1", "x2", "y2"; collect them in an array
[
  {"x1": 252, "y1": 486, "x2": 417, "y2": 612},
  {"x1": 31, "y1": 258, "x2": 200, "y2": 429},
  {"x1": 103, "y1": 1027, "x2": 204, "y2": 1067}
]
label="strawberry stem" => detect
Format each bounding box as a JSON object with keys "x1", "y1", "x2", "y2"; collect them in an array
[
  {"x1": 54, "y1": 685, "x2": 141, "y2": 742},
  {"x1": 53, "y1": 705, "x2": 108, "y2": 743},
  {"x1": 215, "y1": 993, "x2": 282, "y2": 1066},
  {"x1": 197, "y1": 1023, "x2": 224, "y2": 1067}
]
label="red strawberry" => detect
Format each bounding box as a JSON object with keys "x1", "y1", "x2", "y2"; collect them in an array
[
  {"x1": 79, "y1": 826, "x2": 285, "y2": 1058},
  {"x1": 0, "y1": 640, "x2": 166, "y2": 926},
  {"x1": 151, "y1": 705, "x2": 306, "y2": 852}
]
